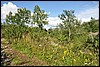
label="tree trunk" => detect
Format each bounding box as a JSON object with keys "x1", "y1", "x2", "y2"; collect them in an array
[
  {"x1": 68, "y1": 28, "x2": 71, "y2": 43},
  {"x1": 90, "y1": 32, "x2": 94, "y2": 43}
]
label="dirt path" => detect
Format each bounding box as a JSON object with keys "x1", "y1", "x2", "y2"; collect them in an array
[{"x1": 1, "y1": 38, "x2": 49, "y2": 66}]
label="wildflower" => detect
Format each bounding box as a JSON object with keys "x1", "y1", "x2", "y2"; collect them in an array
[
  {"x1": 64, "y1": 50, "x2": 67, "y2": 56},
  {"x1": 50, "y1": 55, "x2": 53, "y2": 58},
  {"x1": 74, "y1": 59, "x2": 76, "y2": 62},
  {"x1": 91, "y1": 61, "x2": 93, "y2": 64},
  {"x1": 89, "y1": 53, "x2": 92, "y2": 55},
  {"x1": 78, "y1": 52, "x2": 80, "y2": 55},
  {"x1": 85, "y1": 59, "x2": 88, "y2": 62},
  {"x1": 53, "y1": 50, "x2": 55, "y2": 52},
  {"x1": 54, "y1": 59, "x2": 57, "y2": 62},
  {"x1": 84, "y1": 55, "x2": 86, "y2": 59},
  {"x1": 14, "y1": 39, "x2": 16, "y2": 42},
  {"x1": 62, "y1": 56, "x2": 65, "y2": 60},
  {"x1": 79, "y1": 50, "x2": 82, "y2": 54},
  {"x1": 22, "y1": 35, "x2": 24, "y2": 38}
]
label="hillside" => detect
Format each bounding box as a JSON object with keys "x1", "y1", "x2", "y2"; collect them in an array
[{"x1": 1, "y1": 6, "x2": 99, "y2": 66}]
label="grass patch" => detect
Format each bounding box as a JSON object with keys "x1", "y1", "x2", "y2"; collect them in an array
[{"x1": 11, "y1": 57, "x2": 22, "y2": 65}]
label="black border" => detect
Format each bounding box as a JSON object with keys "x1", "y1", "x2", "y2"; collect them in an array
[{"x1": 0, "y1": 0, "x2": 100, "y2": 67}]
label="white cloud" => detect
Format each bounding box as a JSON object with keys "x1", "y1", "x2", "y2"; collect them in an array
[
  {"x1": 43, "y1": 17, "x2": 62, "y2": 30},
  {"x1": 76, "y1": 4, "x2": 99, "y2": 22},
  {"x1": 44, "y1": 11, "x2": 51, "y2": 15},
  {"x1": 47, "y1": 17, "x2": 62, "y2": 26},
  {"x1": 31, "y1": 12, "x2": 33, "y2": 16},
  {"x1": 43, "y1": 25, "x2": 50, "y2": 30},
  {"x1": 1, "y1": 2, "x2": 18, "y2": 20}
]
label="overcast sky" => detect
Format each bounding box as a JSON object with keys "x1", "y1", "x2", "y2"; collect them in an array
[{"x1": 1, "y1": 1, "x2": 99, "y2": 29}]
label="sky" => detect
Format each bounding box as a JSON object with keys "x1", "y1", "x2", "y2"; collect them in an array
[{"x1": 1, "y1": 1, "x2": 99, "y2": 29}]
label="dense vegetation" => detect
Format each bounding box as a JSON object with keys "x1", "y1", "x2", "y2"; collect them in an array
[{"x1": 1, "y1": 5, "x2": 99, "y2": 66}]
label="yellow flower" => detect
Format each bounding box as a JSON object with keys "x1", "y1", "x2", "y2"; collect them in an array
[
  {"x1": 54, "y1": 60, "x2": 57, "y2": 62},
  {"x1": 62, "y1": 56, "x2": 65, "y2": 60},
  {"x1": 85, "y1": 59, "x2": 88, "y2": 62},
  {"x1": 64, "y1": 50, "x2": 67, "y2": 56},
  {"x1": 89, "y1": 53, "x2": 92, "y2": 55},
  {"x1": 78, "y1": 52, "x2": 80, "y2": 55},
  {"x1": 22, "y1": 35, "x2": 24, "y2": 38},
  {"x1": 74, "y1": 59, "x2": 76, "y2": 62},
  {"x1": 14, "y1": 39, "x2": 16, "y2": 42},
  {"x1": 92, "y1": 61, "x2": 93, "y2": 64},
  {"x1": 84, "y1": 55, "x2": 86, "y2": 59},
  {"x1": 53, "y1": 50, "x2": 55, "y2": 52},
  {"x1": 79, "y1": 50, "x2": 82, "y2": 54},
  {"x1": 50, "y1": 55, "x2": 53, "y2": 58}
]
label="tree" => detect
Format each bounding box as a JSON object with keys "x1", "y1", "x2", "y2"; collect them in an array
[
  {"x1": 5, "y1": 8, "x2": 31, "y2": 42},
  {"x1": 32, "y1": 5, "x2": 48, "y2": 30},
  {"x1": 6, "y1": 11, "x2": 12, "y2": 24},
  {"x1": 58, "y1": 10, "x2": 78, "y2": 43},
  {"x1": 6, "y1": 8, "x2": 31, "y2": 26},
  {"x1": 88, "y1": 17, "x2": 98, "y2": 43},
  {"x1": 89, "y1": 17, "x2": 99, "y2": 33}
]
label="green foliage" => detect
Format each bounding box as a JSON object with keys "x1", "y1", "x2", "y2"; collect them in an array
[
  {"x1": 1, "y1": 7, "x2": 99, "y2": 66},
  {"x1": 6, "y1": 8, "x2": 31, "y2": 26},
  {"x1": 82, "y1": 17, "x2": 99, "y2": 33},
  {"x1": 58, "y1": 10, "x2": 81, "y2": 43},
  {"x1": 32, "y1": 5, "x2": 48, "y2": 30}
]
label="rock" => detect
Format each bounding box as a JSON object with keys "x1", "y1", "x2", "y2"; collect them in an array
[
  {"x1": 5, "y1": 46, "x2": 8, "y2": 48},
  {"x1": 4, "y1": 58, "x2": 11, "y2": 62},
  {"x1": 1, "y1": 38, "x2": 5, "y2": 42},
  {"x1": 1, "y1": 50, "x2": 5, "y2": 53}
]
